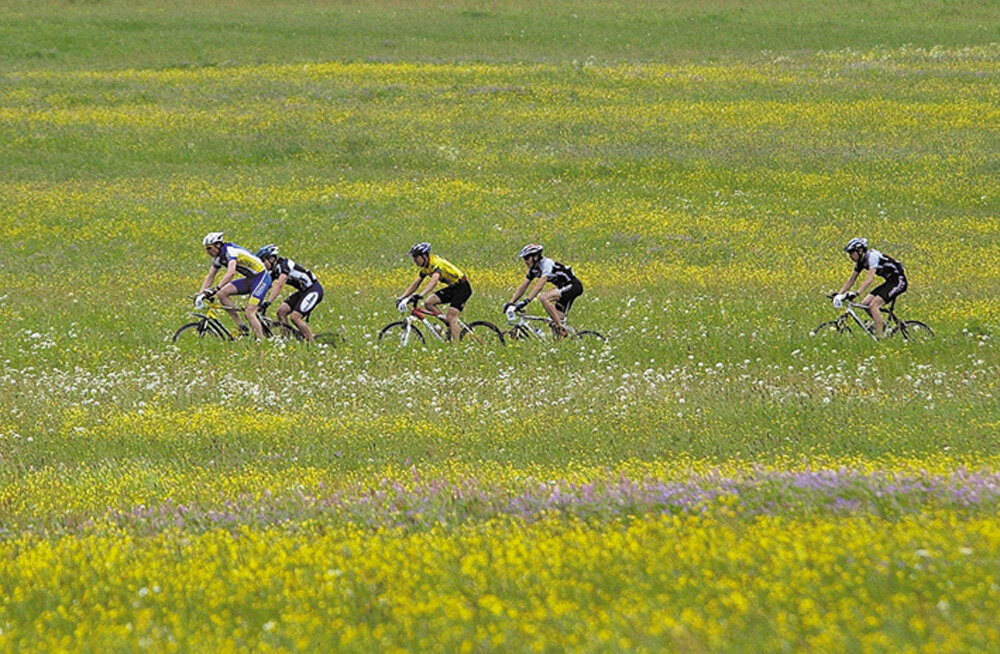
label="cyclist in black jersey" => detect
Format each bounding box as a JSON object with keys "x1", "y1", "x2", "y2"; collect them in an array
[
  {"x1": 503, "y1": 244, "x2": 583, "y2": 337},
  {"x1": 833, "y1": 237, "x2": 908, "y2": 338},
  {"x1": 256, "y1": 244, "x2": 324, "y2": 343}
]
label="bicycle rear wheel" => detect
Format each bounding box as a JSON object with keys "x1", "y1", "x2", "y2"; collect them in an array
[
  {"x1": 459, "y1": 320, "x2": 505, "y2": 345},
  {"x1": 378, "y1": 321, "x2": 425, "y2": 348},
  {"x1": 811, "y1": 320, "x2": 852, "y2": 336},
  {"x1": 898, "y1": 320, "x2": 934, "y2": 341},
  {"x1": 172, "y1": 321, "x2": 229, "y2": 343}
]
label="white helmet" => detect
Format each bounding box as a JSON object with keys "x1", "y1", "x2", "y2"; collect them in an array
[
  {"x1": 203, "y1": 231, "x2": 225, "y2": 246},
  {"x1": 844, "y1": 237, "x2": 868, "y2": 253},
  {"x1": 518, "y1": 243, "x2": 543, "y2": 259}
]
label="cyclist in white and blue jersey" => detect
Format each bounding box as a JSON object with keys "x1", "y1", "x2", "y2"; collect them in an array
[
  {"x1": 833, "y1": 237, "x2": 908, "y2": 338},
  {"x1": 197, "y1": 232, "x2": 272, "y2": 339},
  {"x1": 256, "y1": 244, "x2": 324, "y2": 343}
]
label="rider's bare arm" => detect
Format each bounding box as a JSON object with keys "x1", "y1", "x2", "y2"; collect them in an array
[
  {"x1": 200, "y1": 266, "x2": 219, "y2": 293},
  {"x1": 837, "y1": 271, "x2": 859, "y2": 296},
  {"x1": 525, "y1": 276, "x2": 548, "y2": 302},
  {"x1": 266, "y1": 274, "x2": 288, "y2": 304},
  {"x1": 400, "y1": 276, "x2": 422, "y2": 299},
  {"x1": 508, "y1": 278, "x2": 531, "y2": 304},
  {"x1": 214, "y1": 260, "x2": 239, "y2": 291},
  {"x1": 418, "y1": 271, "x2": 441, "y2": 298},
  {"x1": 855, "y1": 269, "x2": 877, "y2": 298}
]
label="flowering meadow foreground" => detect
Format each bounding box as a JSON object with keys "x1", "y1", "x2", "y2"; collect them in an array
[{"x1": 4, "y1": 0, "x2": 1000, "y2": 650}]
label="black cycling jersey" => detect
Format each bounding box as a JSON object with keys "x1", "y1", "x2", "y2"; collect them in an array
[
  {"x1": 274, "y1": 257, "x2": 319, "y2": 291},
  {"x1": 526, "y1": 257, "x2": 578, "y2": 289},
  {"x1": 854, "y1": 249, "x2": 905, "y2": 280}
]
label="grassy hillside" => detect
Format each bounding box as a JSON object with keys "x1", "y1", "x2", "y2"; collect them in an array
[{"x1": 3, "y1": 0, "x2": 1000, "y2": 71}]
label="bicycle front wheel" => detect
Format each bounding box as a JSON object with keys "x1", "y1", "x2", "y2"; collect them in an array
[
  {"x1": 378, "y1": 321, "x2": 425, "y2": 348},
  {"x1": 172, "y1": 321, "x2": 228, "y2": 343},
  {"x1": 811, "y1": 320, "x2": 852, "y2": 336},
  {"x1": 574, "y1": 330, "x2": 606, "y2": 341},
  {"x1": 460, "y1": 321, "x2": 506, "y2": 345},
  {"x1": 898, "y1": 320, "x2": 934, "y2": 342}
]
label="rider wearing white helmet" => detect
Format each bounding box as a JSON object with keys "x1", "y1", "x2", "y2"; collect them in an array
[
  {"x1": 197, "y1": 231, "x2": 272, "y2": 339},
  {"x1": 397, "y1": 242, "x2": 472, "y2": 342},
  {"x1": 833, "y1": 237, "x2": 907, "y2": 337},
  {"x1": 504, "y1": 243, "x2": 583, "y2": 337}
]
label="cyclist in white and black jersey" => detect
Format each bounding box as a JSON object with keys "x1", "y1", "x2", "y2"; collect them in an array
[
  {"x1": 503, "y1": 244, "x2": 584, "y2": 337},
  {"x1": 256, "y1": 244, "x2": 324, "y2": 343},
  {"x1": 833, "y1": 237, "x2": 908, "y2": 337}
]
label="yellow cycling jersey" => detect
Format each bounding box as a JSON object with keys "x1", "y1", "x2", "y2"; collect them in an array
[{"x1": 417, "y1": 254, "x2": 465, "y2": 286}]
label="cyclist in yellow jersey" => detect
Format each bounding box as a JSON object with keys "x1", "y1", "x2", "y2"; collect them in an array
[
  {"x1": 196, "y1": 231, "x2": 272, "y2": 340},
  {"x1": 397, "y1": 242, "x2": 472, "y2": 342}
]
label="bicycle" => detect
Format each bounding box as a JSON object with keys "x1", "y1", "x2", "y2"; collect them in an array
[
  {"x1": 172, "y1": 297, "x2": 239, "y2": 342},
  {"x1": 811, "y1": 292, "x2": 933, "y2": 341},
  {"x1": 504, "y1": 307, "x2": 605, "y2": 342},
  {"x1": 173, "y1": 297, "x2": 341, "y2": 344},
  {"x1": 377, "y1": 298, "x2": 505, "y2": 347}
]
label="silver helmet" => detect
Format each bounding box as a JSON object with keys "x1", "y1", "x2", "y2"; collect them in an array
[
  {"x1": 518, "y1": 243, "x2": 543, "y2": 259},
  {"x1": 844, "y1": 237, "x2": 868, "y2": 253}
]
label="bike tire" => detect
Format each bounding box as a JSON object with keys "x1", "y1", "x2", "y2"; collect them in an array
[
  {"x1": 898, "y1": 320, "x2": 934, "y2": 341},
  {"x1": 460, "y1": 320, "x2": 506, "y2": 345},
  {"x1": 172, "y1": 321, "x2": 228, "y2": 343},
  {"x1": 811, "y1": 321, "x2": 852, "y2": 336},
  {"x1": 574, "y1": 330, "x2": 606, "y2": 341},
  {"x1": 378, "y1": 321, "x2": 425, "y2": 347}
]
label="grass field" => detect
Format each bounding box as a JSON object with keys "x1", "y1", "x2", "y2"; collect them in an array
[{"x1": 2, "y1": 1, "x2": 1000, "y2": 651}]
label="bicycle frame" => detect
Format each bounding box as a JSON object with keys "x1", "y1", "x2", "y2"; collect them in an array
[
  {"x1": 399, "y1": 305, "x2": 465, "y2": 342},
  {"x1": 186, "y1": 301, "x2": 235, "y2": 340},
  {"x1": 823, "y1": 294, "x2": 909, "y2": 340},
  {"x1": 505, "y1": 308, "x2": 576, "y2": 339}
]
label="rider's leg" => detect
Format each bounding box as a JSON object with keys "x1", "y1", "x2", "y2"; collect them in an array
[
  {"x1": 216, "y1": 283, "x2": 247, "y2": 330},
  {"x1": 420, "y1": 293, "x2": 448, "y2": 337},
  {"x1": 538, "y1": 289, "x2": 568, "y2": 335},
  {"x1": 422, "y1": 293, "x2": 442, "y2": 315},
  {"x1": 276, "y1": 302, "x2": 292, "y2": 325},
  {"x1": 289, "y1": 310, "x2": 315, "y2": 342},
  {"x1": 244, "y1": 303, "x2": 265, "y2": 340},
  {"x1": 863, "y1": 295, "x2": 886, "y2": 337},
  {"x1": 445, "y1": 306, "x2": 462, "y2": 341},
  {"x1": 244, "y1": 272, "x2": 272, "y2": 339}
]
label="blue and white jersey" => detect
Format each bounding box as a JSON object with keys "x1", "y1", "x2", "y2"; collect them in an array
[
  {"x1": 854, "y1": 249, "x2": 905, "y2": 280},
  {"x1": 211, "y1": 243, "x2": 266, "y2": 278}
]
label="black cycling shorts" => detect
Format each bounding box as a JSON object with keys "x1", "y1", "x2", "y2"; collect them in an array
[
  {"x1": 555, "y1": 279, "x2": 583, "y2": 314},
  {"x1": 433, "y1": 278, "x2": 472, "y2": 311},
  {"x1": 872, "y1": 276, "x2": 907, "y2": 304},
  {"x1": 283, "y1": 282, "x2": 324, "y2": 318}
]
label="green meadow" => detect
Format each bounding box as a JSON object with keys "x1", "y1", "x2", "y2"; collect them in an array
[{"x1": 1, "y1": 1, "x2": 1000, "y2": 651}]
